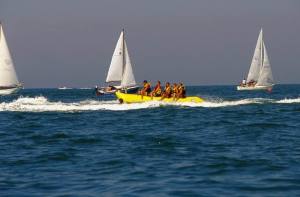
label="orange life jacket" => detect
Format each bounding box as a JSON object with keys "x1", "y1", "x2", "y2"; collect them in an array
[
  {"x1": 154, "y1": 84, "x2": 162, "y2": 94},
  {"x1": 164, "y1": 86, "x2": 171, "y2": 97}
]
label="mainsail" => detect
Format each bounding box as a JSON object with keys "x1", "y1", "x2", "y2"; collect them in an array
[
  {"x1": 246, "y1": 29, "x2": 263, "y2": 83},
  {"x1": 105, "y1": 30, "x2": 136, "y2": 88},
  {"x1": 105, "y1": 31, "x2": 124, "y2": 83},
  {"x1": 0, "y1": 23, "x2": 19, "y2": 86}
]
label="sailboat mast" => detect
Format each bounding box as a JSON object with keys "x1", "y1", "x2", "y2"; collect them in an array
[
  {"x1": 122, "y1": 29, "x2": 125, "y2": 78},
  {"x1": 260, "y1": 29, "x2": 263, "y2": 68}
]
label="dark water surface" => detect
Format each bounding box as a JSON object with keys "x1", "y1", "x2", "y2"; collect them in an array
[{"x1": 0, "y1": 85, "x2": 299, "y2": 196}]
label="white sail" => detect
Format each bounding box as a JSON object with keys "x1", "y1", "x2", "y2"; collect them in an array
[
  {"x1": 105, "y1": 31, "x2": 124, "y2": 83},
  {"x1": 121, "y1": 41, "x2": 136, "y2": 87},
  {"x1": 0, "y1": 24, "x2": 19, "y2": 86},
  {"x1": 246, "y1": 29, "x2": 263, "y2": 83},
  {"x1": 257, "y1": 42, "x2": 274, "y2": 86}
]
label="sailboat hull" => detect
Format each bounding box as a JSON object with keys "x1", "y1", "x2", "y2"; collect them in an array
[
  {"x1": 115, "y1": 91, "x2": 204, "y2": 104},
  {"x1": 237, "y1": 85, "x2": 274, "y2": 91},
  {"x1": 96, "y1": 86, "x2": 139, "y2": 95},
  {"x1": 0, "y1": 86, "x2": 22, "y2": 95}
]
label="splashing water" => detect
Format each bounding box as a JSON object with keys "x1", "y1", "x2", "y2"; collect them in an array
[{"x1": 0, "y1": 96, "x2": 299, "y2": 112}]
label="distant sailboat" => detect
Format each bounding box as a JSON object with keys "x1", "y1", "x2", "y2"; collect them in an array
[
  {"x1": 58, "y1": 86, "x2": 71, "y2": 90},
  {"x1": 96, "y1": 29, "x2": 139, "y2": 95},
  {"x1": 0, "y1": 22, "x2": 22, "y2": 95},
  {"x1": 237, "y1": 29, "x2": 274, "y2": 91}
]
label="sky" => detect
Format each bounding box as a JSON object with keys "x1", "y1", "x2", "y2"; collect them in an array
[{"x1": 0, "y1": 0, "x2": 299, "y2": 88}]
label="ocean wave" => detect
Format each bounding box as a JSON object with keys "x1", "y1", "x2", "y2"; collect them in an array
[
  {"x1": 0, "y1": 96, "x2": 298, "y2": 112},
  {"x1": 0, "y1": 96, "x2": 160, "y2": 112},
  {"x1": 276, "y1": 98, "x2": 300, "y2": 104},
  {"x1": 177, "y1": 98, "x2": 268, "y2": 108}
]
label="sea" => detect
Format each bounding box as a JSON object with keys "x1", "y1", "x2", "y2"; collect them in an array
[{"x1": 0, "y1": 85, "x2": 299, "y2": 196}]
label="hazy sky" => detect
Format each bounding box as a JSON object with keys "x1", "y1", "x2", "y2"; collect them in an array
[{"x1": 0, "y1": 0, "x2": 299, "y2": 88}]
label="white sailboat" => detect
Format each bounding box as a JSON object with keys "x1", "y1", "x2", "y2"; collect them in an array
[
  {"x1": 237, "y1": 29, "x2": 274, "y2": 91},
  {"x1": 96, "y1": 29, "x2": 139, "y2": 95},
  {"x1": 0, "y1": 22, "x2": 22, "y2": 95}
]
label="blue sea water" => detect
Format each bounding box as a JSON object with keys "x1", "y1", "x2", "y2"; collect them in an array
[{"x1": 0, "y1": 85, "x2": 299, "y2": 196}]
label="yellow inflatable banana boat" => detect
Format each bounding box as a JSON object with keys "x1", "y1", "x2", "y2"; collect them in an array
[{"x1": 115, "y1": 91, "x2": 204, "y2": 103}]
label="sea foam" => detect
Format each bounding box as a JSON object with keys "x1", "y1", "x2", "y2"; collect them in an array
[
  {"x1": 0, "y1": 96, "x2": 291, "y2": 112},
  {"x1": 276, "y1": 98, "x2": 300, "y2": 104},
  {"x1": 0, "y1": 96, "x2": 161, "y2": 112}
]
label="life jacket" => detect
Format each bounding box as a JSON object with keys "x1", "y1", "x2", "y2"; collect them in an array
[
  {"x1": 181, "y1": 86, "x2": 186, "y2": 97},
  {"x1": 144, "y1": 83, "x2": 151, "y2": 93},
  {"x1": 177, "y1": 86, "x2": 182, "y2": 93},
  {"x1": 172, "y1": 86, "x2": 178, "y2": 94},
  {"x1": 165, "y1": 86, "x2": 170, "y2": 92},
  {"x1": 154, "y1": 84, "x2": 162, "y2": 94},
  {"x1": 165, "y1": 86, "x2": 171, "y2": 97}
]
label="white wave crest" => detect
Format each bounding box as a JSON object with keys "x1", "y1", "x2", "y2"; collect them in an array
[
  {"x1": 0, "y1": 96, "x2": 298, "y2": 112},
  {"x1": 0, "y1": 96, "x2": 161, "y2": 112},
  {"x1": 276, "y1": 98, "x2": 300, "y2": 104},
  {"x1": 163, "y1": 98, "x2": 269, "y2": 108}
]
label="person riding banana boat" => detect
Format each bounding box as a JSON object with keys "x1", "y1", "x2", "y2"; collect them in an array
[
  {"x1": 115, "y1": 80, "x2": 204, "y2": 103},
  {"x1": 139, "y1": 80, "x2": 151, "y2": 98},
  {"x1": 146, "y1": 81, "x2": 186, "y2": 100},
  {"x1": 150, "y1": 81, "x2": 162, "y2": 98},
  {"x1": 160, "y1": 82, "x2": 172, "y2": 100},
  {"x1": 172, "y1": 83, "x2": 179, "y2": 100},
  {"x1": 175, "y1": 83, "x2": 186, "y2": 100}
]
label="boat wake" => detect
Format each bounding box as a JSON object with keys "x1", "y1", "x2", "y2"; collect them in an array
[
  {"x1": 0, "y1": 96, "x2": 159, "y2": 112},
  {"x1": 0, "y1": 96, "x2": 299, "y2": 112},
  {"x1": 275, "y1": 98, "x2": 300, "y2": 104}
]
